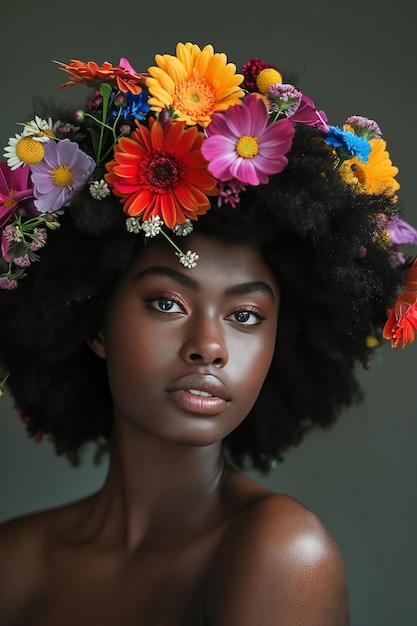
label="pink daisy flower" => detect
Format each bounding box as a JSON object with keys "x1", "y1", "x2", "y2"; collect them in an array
[
  {"x1": 202, "y1": 94, "x2": 295, "y2": 186},
  {"x1": 30, "y1": 139, "x2": 95, "y2": 213},
  {"x1": 0, "y1": 162, "x2": 36, "y2": 228}
]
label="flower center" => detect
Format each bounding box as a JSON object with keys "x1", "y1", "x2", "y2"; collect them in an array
[
  {"x1": 236, "y1": 136, "x2": 259, "y2": 159},
  {"x1": 5, "y1": 190, "x2": 17, "y2": 209},
  {"x1": 15, "y1": 137, "x2": 44, "y2": 165},
  {"x1": 173, "y1": 74, "x2": 216, "y2": 117},
  {"x1": 350, "y1": 162, "x2": 366, "y2": 185},
  {"x1": 51, "y1": 165, "x2": 73, "y2": 187},
  {"x1": 141, "y1": 151, "x2": 184, "y2": 191}
]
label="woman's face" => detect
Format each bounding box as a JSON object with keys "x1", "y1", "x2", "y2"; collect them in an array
[{"x1": 93, "y1": 234, "x2": 280, "y2": 447}]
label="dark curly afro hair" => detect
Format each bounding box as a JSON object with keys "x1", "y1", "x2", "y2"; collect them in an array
[{"x1": 0, "y1": 120, "x2": 403, "y2": 472}]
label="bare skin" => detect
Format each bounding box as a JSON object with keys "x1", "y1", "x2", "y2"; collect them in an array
[{"x1": 0, "y1": 236, "x2": 349, "y2": 625}]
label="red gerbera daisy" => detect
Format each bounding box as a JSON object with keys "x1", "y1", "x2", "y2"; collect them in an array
[
  {"x1": 55, "y1": 59, "x2": 146, "y2": 95},
  {"x1": 105, "y1": 118, "x2": 218, "y2": 229}
]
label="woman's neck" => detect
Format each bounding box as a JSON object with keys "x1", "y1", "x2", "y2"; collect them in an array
[{"x1": 87, "y1": 416, "x2": 228, "y2": 550}]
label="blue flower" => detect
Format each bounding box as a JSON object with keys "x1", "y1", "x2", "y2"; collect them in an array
[
  {"x1": 325, "y1": 126, "x2": 371, "y2": 163},
  {"x1": 108, "y1": 90, "x2": 150, "y2": 123}
]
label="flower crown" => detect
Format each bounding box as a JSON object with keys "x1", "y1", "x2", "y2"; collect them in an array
[{"x1": 1, "y1": 42, "x2": 417, "y2": 350}]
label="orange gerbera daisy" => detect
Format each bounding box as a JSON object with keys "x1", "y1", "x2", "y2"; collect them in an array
[
  {"x1": 340, "y1": 137, "x2": 400, "y2": 196},
  {"x1": 383, "y1": 257, "x2": 417, "y2": 347},
  {"x1": 145, "y1": 42, "x2": 244, "y2": 127},
  {"x1": 55, "y1": 59, "x2": 146, "y2": 95},
  {"x1": 105, "y1": 118, "x2": 218, "y2": 229}
]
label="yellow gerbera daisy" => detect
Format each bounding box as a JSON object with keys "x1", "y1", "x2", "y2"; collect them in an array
[
  {"x1": 146, "y1": 42, "x2": 244, "y2": 127},
  {"x1": 340, "y1": 137, "x2": 400, "y2": 196}
]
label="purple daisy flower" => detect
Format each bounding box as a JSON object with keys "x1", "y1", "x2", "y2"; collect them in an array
[
  {"x1": 202, "y1": 94, "x2": 295, "y2": 186},
  {"x1": 385, "y1": 216, "x2": 417, "y2": 246},
  {"x1": 30, "y1": 139, "x2": 95, "y2": 213}
]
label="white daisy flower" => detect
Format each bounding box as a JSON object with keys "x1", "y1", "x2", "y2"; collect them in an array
[
  {"x1": 173, "y1": 218, "x2": 194, "y2": 237},
  {"x1": 4, "y1": 133, "x2": 45, "y2": 170},
  {"x1": 89, "y1": 179, "x2": 111, "y2": 200},
  {"x1": 178, "y1": 250, "x2": 199, "y2": 268},
  {"x1": 142, "y1": 215, "x2": 163, "y2": 237},
  {"x1": 22, "y1": 116, "x2": 54, "y2": 142}
]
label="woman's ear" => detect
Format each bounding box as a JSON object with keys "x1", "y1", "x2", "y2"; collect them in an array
[{"x1": 87, "y1": 330, "x2": 106, "y2": 359}]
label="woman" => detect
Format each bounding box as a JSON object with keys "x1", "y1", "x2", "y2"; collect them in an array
[{"x1": 0, "y1": 42, "x2": 414, "y2": 624}]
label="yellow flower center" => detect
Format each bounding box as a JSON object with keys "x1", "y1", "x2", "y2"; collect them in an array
[
  {"x1": 236, "y1": 136, "x2": 259, "y2": 159},
  {"x1": 5, "y1": 190, "x2": 17, "y2": 209},
  {"x1": 256, "y1": 68, "x2": 283, "y2": 94},
  {"x1": 15, "y1": 137, "x2": 44, "y2": 165},
  {"x1": 173, "y1": 73, "x2": 216, "y2": 118},
  {"x1": 51, "y1": 165, "x2": 73, "y2": 187}
]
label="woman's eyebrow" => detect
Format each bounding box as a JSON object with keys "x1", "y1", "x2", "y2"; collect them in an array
[
  {"x1": 225, "y1": 281, "x2": 276, "y2": 302},
  {"x1": 134, "y1": 266, "x2": 200, "y2": 291},
  {"x1": 136, "y1": 267, "x2": 276, "y2": 302}
]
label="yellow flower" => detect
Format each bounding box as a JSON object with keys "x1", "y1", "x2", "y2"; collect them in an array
[
  {"x1": 365, "y1": 334, "x2": 379, "y2": 348},
  {"x1": 146, "y1": 42, "x2": 244, "y2": 127},
  {"x1": 340, "y1": 137, "x2": 400, "y2": 196},
  {"x1": 256, "y1": 68, "x2": 282, "y2": 94}
]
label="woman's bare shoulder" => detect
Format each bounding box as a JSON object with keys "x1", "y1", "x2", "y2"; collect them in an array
[
  {"x1": 205, "y1": 492, "x2": 350, "y2": 626},
  {"x1": 0, "y1": 511, "x2": 52, "y2": 622},
  {"x1": 0, "y1": 500, "x2": 88, "y2": 624}
]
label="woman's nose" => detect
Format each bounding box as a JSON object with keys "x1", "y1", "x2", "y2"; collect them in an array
[{"x1": 179, "y1": 312, "x2": 228, "y2": 366}]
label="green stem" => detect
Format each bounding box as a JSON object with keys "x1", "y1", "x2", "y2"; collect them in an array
[
  {"x1": 83, "y1": 113, "x2": 116, "y2": 134},
  {"x1": 96, "y1": 83, "x2": 113, "y2": 164},
  {"x1": 159, "y1": 228, "x2": 186, "y2": 257}
]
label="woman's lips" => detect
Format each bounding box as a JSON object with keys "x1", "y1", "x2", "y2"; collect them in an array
[
  {"x1": 168, "y1": 389, "x2": 227, "y2": 415},
  {"x1": 167, "y1": 375, "x2": 229, "y2": 415}
]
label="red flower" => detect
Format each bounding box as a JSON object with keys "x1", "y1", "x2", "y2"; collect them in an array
[
  {"x1": 242, "y1": 58, "x2": 281, "y2": 92},
  {"x1": 383, "y1": 258, "x2": 417, "y2": 348},
  {"x1": 384, "y1": 301, "x2": 417, "y2": 348},
  {"x1": 56, "y1": 59, "x2": 145, "y2": 95},
  {"x1": 105, "y1": 118, "x2": 218, "y2": 229}
]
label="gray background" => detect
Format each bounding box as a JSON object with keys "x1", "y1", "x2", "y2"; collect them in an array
[{"x1": 0, "y1": 1, "x2": 416, "y2": 624}]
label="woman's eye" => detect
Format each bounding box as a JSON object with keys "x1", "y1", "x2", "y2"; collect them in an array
[
  {"x1": 150, "y1": 298, "x2": 184, "y2": 313},
  {"x1": 228, "y1": 310, "x2": 263, "y2": 326}
]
